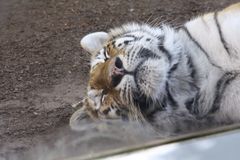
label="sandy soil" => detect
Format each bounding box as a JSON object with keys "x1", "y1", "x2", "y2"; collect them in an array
[{"x1": 0, "y1": 0, "x2": 239, "y2": 159}]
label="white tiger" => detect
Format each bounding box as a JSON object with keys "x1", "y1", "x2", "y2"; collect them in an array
[{"x1": 70, "y1": 3, "x2": 240, "y2": 133}]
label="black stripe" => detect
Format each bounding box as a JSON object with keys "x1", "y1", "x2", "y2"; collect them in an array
[
  {"x1": 185, "y1": 92, "x2": 201, "y2": 115},
  {"x1": 162, "y1": 96, "x2": 167, "y2": 108},
  {"x1": 214, "y1": 12, "x2": 231, "y2": 56},
  {"x1": 186, "y1": 55, "x2": 196, "y2": 79},
  {"x1": 123, "y1": 34, "x2": 138, "y2": 39},
  {"x1": 168, "y1": 62, "x2": 179, "y2": 75},
  {"x1": 182, "y1": 26, "x2": 222, "y2": 70},
  {"x1": 138, "y1": 48, "x2": 161, "y2": 59},
  {"x1": 158, "y1": 36, "x2": 172, "y2": 62},
  {"x1": 123, "y1": 39, "x2": 137, "y2": 45},
  {"x1": 210, "y1": 72, "x2": 238, "y2": 113},
  {"x1": 168, "y1": 53, "x2": 182, "y2": 77},
  {"x1": 165, "y1": 82, "x2": 178, "y2": 109},
  {"x1": 103, "y1": 47, "x2": 109, "y2": 61},
  {"x1": 111, "y1": 41, "x2": 116, "y2": 48},
  {"x1": 126, "y1": 46, "x2": 134, "y2": 63},
  {"x1": 103, "y1": 47, "x2": 107, "y2": 57},
  {"x1": 159, "y1": 45, "x2": 172, "y2": 62},
  {"x1": 124, "y1": 34, "x2": 143, "y2": 41}
]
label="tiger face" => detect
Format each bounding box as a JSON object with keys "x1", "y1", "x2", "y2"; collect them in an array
[{"x1": 79, "y1": 24, "x2": 181, "y2": 120}]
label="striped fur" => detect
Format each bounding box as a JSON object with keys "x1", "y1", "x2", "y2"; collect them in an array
[{"x1": 70, "y1": 3, "x2": 240, "y2": 132}]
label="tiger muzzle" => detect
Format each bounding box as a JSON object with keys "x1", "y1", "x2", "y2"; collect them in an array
[{"x1": 111, "y1": 57, "x2": 125, "y2": 87}]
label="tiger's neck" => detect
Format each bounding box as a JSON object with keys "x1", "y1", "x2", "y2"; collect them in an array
[{"x1": 154, "y1": 26, "x2": 225, "y2": 118}]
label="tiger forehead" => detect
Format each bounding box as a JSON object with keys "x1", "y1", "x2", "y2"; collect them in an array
[{"x1": 105, "y1": 35, "x2": 141, "y2": 56}]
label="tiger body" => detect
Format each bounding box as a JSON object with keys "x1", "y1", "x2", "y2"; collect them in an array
[{"x1": 70, "y1": 3, "x2": 240, "y2": 132}]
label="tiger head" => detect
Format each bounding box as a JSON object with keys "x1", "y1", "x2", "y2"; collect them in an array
[{"x1": 78, "y1": 23, "x2": 179, "y2": 121}]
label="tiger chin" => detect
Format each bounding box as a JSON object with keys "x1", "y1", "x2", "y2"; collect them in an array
[{"x1": 70, "y1": 3, "x2": 240, "y2": 133}]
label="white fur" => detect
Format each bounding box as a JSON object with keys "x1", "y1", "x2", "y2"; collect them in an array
[
  {"x1": 181, "y1": 7, "x2": 240, "y2": 118},
  {"x1": 77, "y1": 3, "x2": 240, "y2": 128},
  {"x1": 185, "y1": 9, "x2": 240, "y2": 70}
]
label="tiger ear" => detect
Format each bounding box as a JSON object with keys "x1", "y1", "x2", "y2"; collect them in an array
[{"x1": 80, "y1": 32, "x2": 109, "y2": 54}]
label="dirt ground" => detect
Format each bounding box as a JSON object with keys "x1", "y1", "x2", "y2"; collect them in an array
[{"x1": 0, "y1": 0, "x2": 239, "y2": 159}]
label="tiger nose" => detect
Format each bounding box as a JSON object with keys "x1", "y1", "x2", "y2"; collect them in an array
[
  {"x1": 115, "y1": 57, "x2": 123, "y2": 69},
  {"x1": 111, "y1": 57, "x2": 124, "y2": 87}
]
